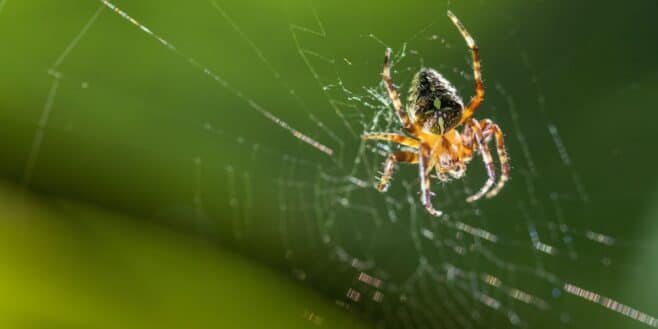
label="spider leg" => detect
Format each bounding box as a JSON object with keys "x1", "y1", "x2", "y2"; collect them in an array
[
  {"x1": 480, "y1": 119, "x2": 510, "y2": 198},
  {"x1": 383, "y1": 48, "x2": 417, "y2": 134},
  {"x1": 464, "y1": 119, "x2": 496, "y2": 203},
  {"x1": 447, "y1": 11, "x2": 484, "y2": 124},
  {"x1": 376, "y1": 151, "x2": 418, "y2": 192},
  {"x1": 419, "y1": 143, "x2": 443, "y2": 216},
  {"x1": 362, "y1": 132, "x2": 420, "y2": 148}
]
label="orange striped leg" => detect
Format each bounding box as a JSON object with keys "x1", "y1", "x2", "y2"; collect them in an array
[
  {"x1": 383, "y1": 48, "x2": 416, "y2": 134},
  {"x1": 480, "y1": 120, "x2": 510, "y2": 198},
  {"x1": 465, "y1": 119, "x2": 496, "y2": 202},
  {"x1": 362, "y1": 132, "x2": 420, "y2": 148},
  {"x1": 377, "y1": 151, "x2": 418, "y2": 192},
  {"x1": 448, "y1": 11, "x2": 484, "y2": 123},
  {"x1": 419, "y1": 143, "x2": 442, "y2": 216}
]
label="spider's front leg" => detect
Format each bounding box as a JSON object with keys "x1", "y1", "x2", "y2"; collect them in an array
[
  {"x1": 419, "y1": 143, "x2": 442, "y2": 216},
  {"x1": 464, "y1": 119, "x2": 496, "y2": 202},
  {"x1": 479, "y1": 119, "x2": 510, "y2": 198},
  {"x1": 376, "y1": 151, "x2": 418, "y2": 192},
  {"x1": 383, "y1": 48, "x2": 417, "y2": 134}
]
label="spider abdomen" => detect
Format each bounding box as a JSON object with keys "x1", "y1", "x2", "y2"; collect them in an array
[{"x1": 407, "y1": 68, "x2": 464, "y2": 135}]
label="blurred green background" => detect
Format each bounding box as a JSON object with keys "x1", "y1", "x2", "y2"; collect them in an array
[{"x1": 0, "y1": 0, "x2": 657, "y2": 328}]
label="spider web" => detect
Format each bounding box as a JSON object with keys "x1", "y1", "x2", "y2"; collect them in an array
[{"x1": 2, "y1": 0, "x2": 658, "y2": 328}]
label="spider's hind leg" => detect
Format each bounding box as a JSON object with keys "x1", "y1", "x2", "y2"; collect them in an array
[
  {"x1": 382, "y1": 48, "x2": 417, "y2": 134},
  {"x1": 448, "y1": 11, "x2": 484, "y2": 123}
]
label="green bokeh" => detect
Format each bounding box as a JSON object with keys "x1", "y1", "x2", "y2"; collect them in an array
[
  {"x1": 0, "y1": 0, "x2": 657, "y2": 328},
  {"x1": 0, "y1": 184, "x2": 369, "y2": 328}
]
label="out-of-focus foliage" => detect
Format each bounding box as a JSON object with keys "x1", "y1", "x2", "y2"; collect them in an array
[
  {"x1": 0, "y1": 183, "x2": 369, "y2": 328},
  {"x1": 0, "y1": 0, "x2": 657, "y2": 328}
]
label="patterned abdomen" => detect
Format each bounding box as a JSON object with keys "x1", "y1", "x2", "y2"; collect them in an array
[{"x1": 407, "y1": 68, "x2": 464, "y2": 134}]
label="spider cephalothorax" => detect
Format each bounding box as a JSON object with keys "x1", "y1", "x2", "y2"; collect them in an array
[{"x1": 362, "y1": 11, "x2": 510, "y2": 217}]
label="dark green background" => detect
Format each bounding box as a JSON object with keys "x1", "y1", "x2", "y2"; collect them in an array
[{"x1": 0, "y1": 0, "x2": 657, "y2": 328}]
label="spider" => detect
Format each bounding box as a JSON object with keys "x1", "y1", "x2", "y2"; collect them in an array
[{"x1": 362, "y1": 10, "x2": 510, "y2": 217}]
